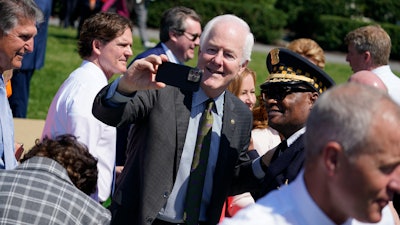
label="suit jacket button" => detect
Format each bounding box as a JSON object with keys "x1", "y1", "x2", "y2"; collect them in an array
[
  {"x1": 163, "y1": 191, "x2": 169, "y2": 198},
  {"x1": 146, "y1": 217, "x2": 153, "y2": 224}
]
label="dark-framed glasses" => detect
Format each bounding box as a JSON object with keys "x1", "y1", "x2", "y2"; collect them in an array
[
  {"x1": 261, "y1": 85, "x2": 314, "y2": 101},
  {"x1": 182, "y1": 31, "x2": 201, "y2": 42}
]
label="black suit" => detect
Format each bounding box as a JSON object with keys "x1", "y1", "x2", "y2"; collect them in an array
[
  {"x1": 93, "y1": 85, "x2": 260, "y2": 225},
  {"x1": 253, "y1": 134, "x2": 305, "y2": 200}
]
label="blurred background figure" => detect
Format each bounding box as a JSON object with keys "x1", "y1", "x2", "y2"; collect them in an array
[
  {"x1": 126, "y1": 0, "x2": 155, "y2": 48},
  {"x1": 287, "y1": 38, "x2": 325, "y2": 69},
  {"x1": 101, "y1": 0, "x2": 129, "y2": 18},
  {"x1": 59, "y1": 0, "x2": 78, "y2": 28},
  {"x1": 348, "y1": 70, "x2": 387, "y2": 92},
  {"x1": 76, "y1": 0, "x2": 103, "y2": 38},
  {"x1": 344, "y1": 25, "x2": 400, "y2": 105},
  {"x1": 8, "y1": 0, "x2": 52, "y2": 118}
]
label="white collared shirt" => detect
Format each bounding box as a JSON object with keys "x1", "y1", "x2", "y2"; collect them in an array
[
  {"x1": 372, "y1": 65, "x2": 400, "y2": 105},
  {"x1": 220, "y1": 171, "x2": 395, "y2": 225},
  {"x1": 42, "y1": 60, "x2": 116, "y2": 202},
  {"x1": 161, "y1": 43, "x2": 182, "y2": 64}
]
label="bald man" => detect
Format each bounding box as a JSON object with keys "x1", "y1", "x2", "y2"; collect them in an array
[
  {"x1": 349, "y1": 70, "x2": 400, "y2": 224},
  {"x1": 348, "y1": 70, "x2": 387, "y2": 92}
]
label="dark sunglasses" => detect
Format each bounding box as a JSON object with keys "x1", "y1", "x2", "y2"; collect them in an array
[
  {"x1": 175, "y1": 29, "x2": 200, "y2": 42},
  {"x1": 261, "y1": 85, "x2": 314, "y2": 101}
]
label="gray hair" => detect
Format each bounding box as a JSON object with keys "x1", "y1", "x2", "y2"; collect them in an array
[
  {"x1": 0, "y1": 0, "x2": 43, "y2": 35},
  {"x1": 199, "y1": 14, "x2": 254, "y2": 64},
  {"x1": 305, "y1": 82, "x2": 399, "y2": 160}
]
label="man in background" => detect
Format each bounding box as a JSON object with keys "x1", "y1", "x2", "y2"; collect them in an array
[
  {"x1": 133, "y1": 6, "x2": 201, "y2": 64},
  {"x1": 0, "y1": 0, "x2": 43, "y2": 169},
  {"x1": 253, "y1": 48, "x2": 335, "y2": 200},
  {"x1": 345, "y1": 25, "x2": 400, "y2": 105},
  {"x1": 8, "y1": 0, "x2": 52, "y2": 118}
]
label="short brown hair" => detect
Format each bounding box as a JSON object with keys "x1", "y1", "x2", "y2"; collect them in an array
[
  {"x1": 344, "y1": 25, "x2": 391, "y2": 66},
  {"x1": 78, "y1": 12, "x2": 133, "y2": 59}
]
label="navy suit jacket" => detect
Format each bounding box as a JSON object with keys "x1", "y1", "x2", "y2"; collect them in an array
[
  {"x1": 93, "y1": 84, "x2": 261, "y2": 225},
  {"x1": 134, "y1": 42, "x2": 166, "y2": 61},
  {"x1": 253, "y1": 134, "x2": 305, "y2": 200}
]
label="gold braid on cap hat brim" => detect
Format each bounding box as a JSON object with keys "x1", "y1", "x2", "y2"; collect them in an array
[{"x1": 266, "y1": 73, "x2": 325, "y2": 94}]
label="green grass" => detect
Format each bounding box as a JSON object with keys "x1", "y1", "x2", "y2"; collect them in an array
[{"x1": 25, "y1": 25, "x2": 373, "y2": 119}]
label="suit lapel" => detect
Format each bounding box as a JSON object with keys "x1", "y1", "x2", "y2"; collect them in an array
[
  {"x1": 221, "y1": 92, "x2": 237, "y2": 146},
  {"x1": 175, "y1": 89, "x2": 193, "y2": 169},
  {"x1": 267, "y1": 135, "x2": 305, "y2": 181}
]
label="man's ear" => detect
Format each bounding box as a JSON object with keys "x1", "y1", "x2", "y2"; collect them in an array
[
  {"x1": 169, "y1": 30, "x2": 179, "y2": 42},
  {"x1": 323, "y1": 142, "x2": 342, "y2": 176},
  {"x1": 238, "y1": 60, "x2": 249, "y2": 75},
  {"x1": 364, "y1": 51, "x2": 372, "y2": 62},
  {"x1": 308, "y1": 92, "x2": 319, "y2": 109},
  {"x1": 311, "y1": 92, "x2": 319, "y2": 103}
]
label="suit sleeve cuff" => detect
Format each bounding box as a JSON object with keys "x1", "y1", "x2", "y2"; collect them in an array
[
  {"x1": 252, "y1": 157, "x2": 266, "y2": 179},
  {"x1": 106, "y1": 77, "x2": 136, "y2": 105}
]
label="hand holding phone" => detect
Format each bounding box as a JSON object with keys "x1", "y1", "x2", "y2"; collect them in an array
[{"x1": 156, "y1": 62, "x2": 203, "y2": 91}]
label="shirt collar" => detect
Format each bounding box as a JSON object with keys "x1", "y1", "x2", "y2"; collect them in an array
[
  {"x1": 286, "y1": 127, "x2": 306, "y2": 147},
  {"x1": 17, "y1": 157, "x2": 73, "y2": 185},
  {"x1": 192, "y1": 88, "x2": 224, "y2": 115},
  {"x1": 371, "y1": 65, "x2": 391, "y2": 74},
  {"x1": 161, "y1": 43, "x2": 182, "y2": 64}
]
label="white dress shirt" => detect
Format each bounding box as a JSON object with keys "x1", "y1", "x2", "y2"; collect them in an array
[
  {"x1": 372, "y1": 65, "x2": 400, "y2": 105},
  {"x1": 42, "y1": 60, "x2": 116, "y2": 202},
  {"x1": 161, "y1": 42, "x2": 181, "y2": 64},
  {"x1": 220, "y1": 171, "x2": 395, "y2": 225}
]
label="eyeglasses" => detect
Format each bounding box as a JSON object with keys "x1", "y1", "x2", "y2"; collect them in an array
[
  {"x1": 261, "y1": 86, "x2": 314, "y2": 101},
  {"x1": 181, "y1": 31, "x2": 201, "y2": 42}
]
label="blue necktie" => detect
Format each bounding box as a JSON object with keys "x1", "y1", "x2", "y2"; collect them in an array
[
  {"x1": 185, "y1": 99, "x2": 214, "y2": 225},
  {"x1": 0, "y1": 75, "x2": 16, "y2": 169}
]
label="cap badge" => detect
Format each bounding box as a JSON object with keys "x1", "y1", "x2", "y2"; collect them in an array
[{"x1": 270, "y1": 48, "x2": 280, "y2": 65}]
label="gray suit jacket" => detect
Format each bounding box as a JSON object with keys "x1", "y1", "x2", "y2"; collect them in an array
[{"x1": 93, "y1": 84, "x2": 260, "y2": 225}]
